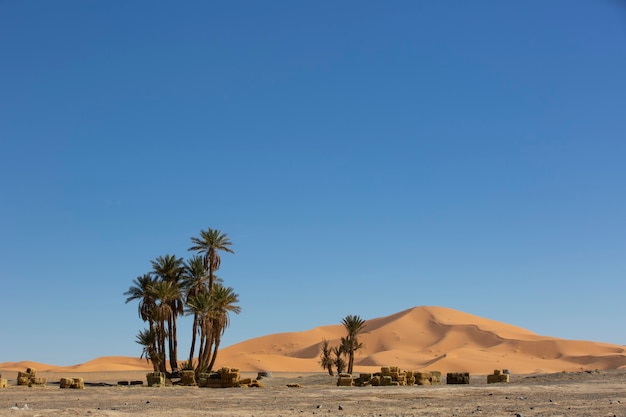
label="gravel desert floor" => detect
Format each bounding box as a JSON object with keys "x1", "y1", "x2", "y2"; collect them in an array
[{"x1": 1, "y1": 370, "x2": 625, "y2": 416}]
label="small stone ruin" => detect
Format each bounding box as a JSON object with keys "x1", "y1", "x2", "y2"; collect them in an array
[
  {"x1": 17, "y1": 368, "x2": 46, "y2": 387},
  {"x1": 446, "y1": 372, "x2": 470, "y2": 384},
  {"x1": 487, "y1": 369, "x2": 510, "y2": 384},
  {"x1": 339, "y1": 366, "x2": 443, "y2": 387}
]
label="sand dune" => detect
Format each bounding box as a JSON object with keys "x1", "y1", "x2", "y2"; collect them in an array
[
  {"x1": 2, "y1": 306, "x2": 624, "y2": 375},
  {"x1": 214, "y1": 306, "x2": 626, "y2": 374},
  {"x1": 0, "y1": 356, "x2": 152, "y2": 373}
]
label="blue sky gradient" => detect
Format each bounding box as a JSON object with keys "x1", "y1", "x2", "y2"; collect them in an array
[{"x1": 1, "y1": 1, "x2": 625, "y2": 365}]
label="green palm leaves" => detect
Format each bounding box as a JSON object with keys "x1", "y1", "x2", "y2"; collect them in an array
[{"x1": 189, "y1": 228, "x2": 234, "y2": 292}]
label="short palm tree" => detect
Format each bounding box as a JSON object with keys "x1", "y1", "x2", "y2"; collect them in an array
[
  {"x1": 341, "y1": 314, "x2": 367, "y2": 374},
  {"x1": 319, "y1": 339, "x2": 334, "y2": 376},
  {"x1": 189, "y1": 228, "x2": 234, "y2": 292},
  {"x1": 333, "y1": 346, "x2": 346, "y2": 374},
  {"x1": 136, "y1": 328, "x2": 160, "y2": 372}
]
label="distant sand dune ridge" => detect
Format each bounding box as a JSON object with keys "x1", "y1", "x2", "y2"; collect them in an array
[
  {"x1": 1, "y1": 306, "x2": 624, "y2": 375},
  {"x1": 0, "y1": 356, "x2": 152, "y2": 373}
]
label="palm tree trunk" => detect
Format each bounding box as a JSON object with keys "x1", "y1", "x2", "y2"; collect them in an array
[
  {"x1": 167, "y1": 316, "x2": 174, "y2": 372},
  {"x1": 198, "y1": 320, "x2": 212, "y2": 373},
  {"x1": 201, "y1": 337, "x2": 210, "y2": 372},
  {"x1": 149, "y1": 345, "x2": 160, "y2": 372},
  {"x1": 208, "y1": 252, "x2": 215, "y2": 292},
  {"x1": 204, "y1": 327, "x2": 216, "y2": 371},
  {"x1": 188, "y1": 314, "x2": 199, "y2": 366},
  {"x1": 196, "y1": 330, "x2": 206, "y2": 373},
  {"x1": 348, "y1": 351, "x2": 354, "y2": 374},
  {"x1": 158, "y1": 321, "x2": 167, "y2": 373},
  {"x1": 169, "y1": 313, "x2": 179, "y2": 373},
  {"x1": 148, "y1": 320, "x2": 160, "y2": 372},
  {"x1": 207, "y1": 332, "x2": 221, "y2": 372}
]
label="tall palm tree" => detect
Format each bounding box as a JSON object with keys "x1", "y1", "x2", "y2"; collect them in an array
[
  {"x1": 205, "y1": 284, "x2": 241, "y2": 371},
  {"x1": 185, "y1": 292, "x2": 214, "y2": 374},
  {"x1": 341, "y1": 314, "x2": 367, "y2": 374},
  {"x1": 188, "y1": 228, "x2": 234, "y2": 292},
  {"x1": 151, "y1": 254, "x2": 185, "y2": 373},
  {"x1": 182, "y1": 255, "x2": 208, "y2": 368},
  {"x1": 148, "y1": 279, "x2": 179, "y2": 373}
]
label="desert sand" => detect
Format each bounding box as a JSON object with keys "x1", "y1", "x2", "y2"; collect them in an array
[
  {"x1": 2, "y1": 306, "x2": 625, "y2": 416},
  {"x1": 1, "y1": 370, "x2": 626, "y2": 416}
]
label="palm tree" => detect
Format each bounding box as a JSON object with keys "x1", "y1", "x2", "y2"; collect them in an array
[
  {"x1": 188, "y1": 228, "x2": 234, "y2": 292},
  {"x1": 319, "y1": 339, "x2": 334, "y2": 376},
  {"x1": 341, "y1": 314, "x2": 367, "y2": 374},
  {"x1": 185, "y1": 292, "x2": 214, "y2": 373},
  {"x1": 182, "y1": 255, "x2": 209, "y2": 368},
  {"x1": 125, "y1": 230, "x2": 240, "y2": 376},
  {"x1": 151, "y1": 254, "x2": 185, "y2": 373},
  {"x1": 136, "y1": 328, "x2": 160, "y2": 372},
  {"x1": 148, "y1": 279, "x2": 179, "y2": 373},
  {"x1": 206, "y1": 284, "x2": 241, "y2": 371},
  {"x1": 124, "y1": 274, "x2": 158, "y2": 333},
  {"x1": 332, "y1": 346, "x2": 346, "y2": 374},
  {"x1": 182, "y1": 255, "x2": 209, "y2": 297}
]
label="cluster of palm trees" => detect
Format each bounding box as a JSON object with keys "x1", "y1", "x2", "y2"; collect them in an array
[
  {"x1": 320, "y1": 315, "x2": 367, "y2": 375},
  {"x1": 124, "y1": 228, "x2": 241, "y2": 376}
]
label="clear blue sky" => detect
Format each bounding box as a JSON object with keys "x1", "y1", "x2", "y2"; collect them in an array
[{"x1": 1, "y1": 1, "x2": 625, "y2": 365}]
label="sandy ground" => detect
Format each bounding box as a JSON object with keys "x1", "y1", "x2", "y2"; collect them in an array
[{"x1": 1, "y1": 370, "x2": 626, "y2": 416}]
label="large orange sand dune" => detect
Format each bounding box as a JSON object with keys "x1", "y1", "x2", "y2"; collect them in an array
[
  {"x1": 1, "y1": 306, "x2": 624, "y2": 375},
  {"x1": 215, "y1": 306, "x2": 626, "y2": 374}
]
